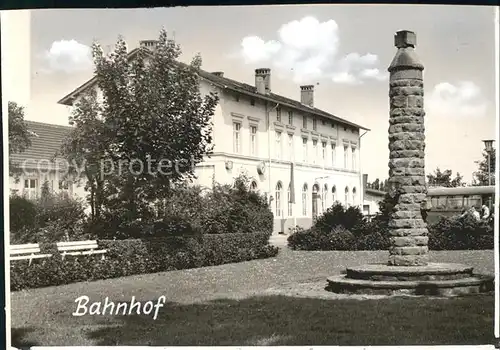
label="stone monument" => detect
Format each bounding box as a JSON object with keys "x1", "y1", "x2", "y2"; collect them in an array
[{"x1": 326, "y1": 30, "x2": 494, "y2": 296}]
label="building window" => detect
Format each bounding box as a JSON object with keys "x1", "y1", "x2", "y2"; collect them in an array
[
  {"x1": 275, "y1": 182, "x2": 283, "y2": 217},
  {"x1": 313, "y1": 118, "x2": 317, "y2": 131},
  {"x1": 345, "y1": 186, "x2": 349, "y2": 205},
  {"x1": 302, "y1": 138, "x2": 308, "y2": 162},
  {"x1": 276, "y1": 107, "x2": 282, "y2": 123},
  {"x1": 250, "y1": 181, "x2": 258, "y2": 192},
  {"x1": 322, "y1": 184, "x2": 328, "y2": 212},
  {"x1": 303, "y1": 116, "x2": 307, "y2": 129},
  {"x1": 344, "y1": 145, "x2": 349, "y2": 168},
  {"x1": 250, "y1": 125, "x2": 257, "y2": 156},
  {"x1": 287, "y1": 184, "x2": 293, "y2": 217},
  {"x1": 331, "y1": 143, "x2": 336, "y2": 166},
  {"x1": 250, "y1": 98, "x2": 255, "y2": 106},
  {"x1": 332, "y1": 185, "x2": 336, "y2": 204},
  {"x1": 288, "y1": 111, "x2": 293, "y2": 126},
  {"x1": 275, "y1": 131, "x2": 282, "y2": 159},
  {"x1": 312, "y1": 140, "x2": 318, "y2": 164},
  {"x1": 352, "y1": 187, "x2": 357, "y2": 206},
  {"x1": 322, "y1": 119, "x2": 326, "y2": 125},
  {"x1": 233, "y1": 122, "x2": 241, "y2": 153},
  {"x1": 363, "y1": 204, "x2": 370, "y2": 215},
  {"x1": 234, "y1": 94, "x2": 240, "y2": 102},
  {"x1": 288, "y1": 134, "x2": 293, "y2": 161},
  {"x1": 331, "y1": 122, "x2": 335, "y2": 128},
  {"x1": 302, "y1": 183, "x2": 308, "y2": 216},
  {"x1": 352, "y1": 147, "x2": 357, "y2": 170},
  {"x1": 24, "y1": 178, "x2": 38, "y2": 200},
  {"x1": 322, "y1": 142, "x2": 327, "y2": 163}
]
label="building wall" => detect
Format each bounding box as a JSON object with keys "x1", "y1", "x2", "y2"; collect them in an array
[
  {"x1": 194, "y1": 83, "x2": 363, "y2": 234},
  {"x1": 363, "y1": 192, "x2": 384, "y2": 216},
  {"x1": 9, "y1": 168, "x2": 88, "y2": 205},
  {"x1": 63, "y1": 72, "x2": 364, "y2": 235}
]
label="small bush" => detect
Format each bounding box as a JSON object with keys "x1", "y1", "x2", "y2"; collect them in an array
[
  {"x1": 428, "y1": 215, "x2": 494, "y2": 250},
  {"x1": 35, "y1": 189, "x2": 86, "y2": 230},
  {"x1": 9, "y1": 195, "x2": 37, "y2": 233},
  {"x1": 10, "y1": 232, "x2": 279, "y2": 291},
  {"x1": 314, "y1": 202, "x2": 365, "y2": 233},
  {"x1": 288, "y1": 225, "x2": 355, "y2": 251}
]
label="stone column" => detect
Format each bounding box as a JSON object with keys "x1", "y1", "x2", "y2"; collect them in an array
[{"x1": 387, "y1": 30, "x2": 429, "y2": 266}]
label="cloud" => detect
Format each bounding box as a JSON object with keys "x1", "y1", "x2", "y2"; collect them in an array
[
  {"x1": 239, "y1": 16, "x2": 387, "y2": 84},
  {"x1": 42, "y1": 40, "x2": 93, "y2": 73},
  {"x1": 427, "y1": 81, "x2": 488, "y2": 118}
]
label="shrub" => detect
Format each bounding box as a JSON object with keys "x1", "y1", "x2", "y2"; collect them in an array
[
  {"x1": 288, "y1": 225, "x2": 355, "y2": 251},
  {"x1": 88, "y1": 175, "x2": 274, "y2": 238},
  {"x1": 9, "y1": 195, "x2": 37, "y2": 233},
  {"x1": 428, "y1": 215, "x2": 493, "y2": 250},
  {"x1": 35, "y1": 185, "x2": 87, "y2": 230},
  {"x1": 314, "y1": 202, "x2": 365, "y2": 233},
  {"x1": 10, "y1": 232, "x2": 279, "y2": 291}
]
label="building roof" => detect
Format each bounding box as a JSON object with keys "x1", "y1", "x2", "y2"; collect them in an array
[
  {"x1": 365, "y1": 188, "x2": 386, "y2": 197},
  {"x1": 10, "y1": 120, "x2": 74, "y2": 170},
  {"x1": 427, "y1": 185, "x2": 495, "y2": 196},
  {"x1": 58, "y1": 47, "x2": 369, "y2": 131}
]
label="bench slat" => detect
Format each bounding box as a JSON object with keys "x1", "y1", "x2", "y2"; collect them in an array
[
  {"x1": 57, "y1": 240, "x2": 97, "y2": 247},
  {"x1": 10, "y1": 248, "x2": 41, "y2": 255},
  {"x1": 11, "y1": 243, "x2": 40, "y2": 249},
  {"x1": 61, "y1": 249, "x2": 107, "y2": 256},
  {"x1": 58, "y1": 245, "x2": 99, "y2": 252},
  {"x1": 10, "y1": 254, "x2": 52, "y2": 261}
]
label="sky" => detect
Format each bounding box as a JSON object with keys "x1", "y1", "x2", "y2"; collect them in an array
[{"x1": 3, "y1": 5, "x2": 498, "y2": 183}]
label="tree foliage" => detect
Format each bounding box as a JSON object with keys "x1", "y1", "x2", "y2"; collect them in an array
[
  {"x1": 427, "y1": 167, "x2": 464, "y2": 188},
  {"x1": 60, "y1": 29, "x2": 219, "y2": 222},
  {"x1": 474, "y1": 148, "x2": 496, "y2": 186},
  {"x1": 8, "y1": 101, "x2": 33, "y2": 177}
]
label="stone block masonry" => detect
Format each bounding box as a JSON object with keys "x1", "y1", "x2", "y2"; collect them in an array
[{"x1": 387, "y1": 30, "x2": 429, "y2": 266}]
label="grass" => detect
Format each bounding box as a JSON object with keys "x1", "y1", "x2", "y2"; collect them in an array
[{"x1": 10, "y1": 249, "x2": 495, "y2": 346}]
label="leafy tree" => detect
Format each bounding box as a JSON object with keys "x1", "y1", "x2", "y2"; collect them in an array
[
  {"x1": 474, "y1": 148, "x2": 496, "y2": 186},
  {"x1": 8, "y1": 101, "x2": 33, "y2": 178},
  {"x1": 61, "y1": 29, "x2": 219, "y2": 223},
  {"x1": 59, "y1": 89, "x2": 106, "y2": 220},
  {"x1": 427, "y1": 167, "x2": 463, "y2": 187},
  {"x1": 369, "y1": 178, "x2": 380, "y2": 190}
]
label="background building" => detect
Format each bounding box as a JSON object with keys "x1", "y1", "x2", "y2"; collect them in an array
[{"x1": 56, "y1": 40, "x2": 369, "y2": 234}]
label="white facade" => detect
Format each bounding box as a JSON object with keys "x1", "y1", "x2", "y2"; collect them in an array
[
  {"x1": 58, "y1": 46, "x2": 367, "y2": 234},
  {"x1": 194, "y1": 79, "x2": 364, "y2": 233}
]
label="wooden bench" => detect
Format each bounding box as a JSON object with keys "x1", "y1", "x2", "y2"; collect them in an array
[
  {"x1": 10, "y1": 243, "x2": 53, "y2": 266},
  {"x1": 56, "y1": 240, "x2": 107, "y2": 260}
]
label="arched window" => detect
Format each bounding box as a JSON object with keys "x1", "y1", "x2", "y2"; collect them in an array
[
  {"x1": 302, "y1": 183, "x2": 308, "y2": 216},
  {"x1": 287, "y1": 184, "x2": 293, "y2": 217},
  {"x1": 345, "y1": 186, "x2": 349, "y2": 205},
  {"x1": 332, "y1": 185, "x2": 336, "y2": 204},
  {"x1": 275, "y1": 182, "x2": 283, "y2": 217},
  {"x1": 322, "y1": 184, "x2": 328, "y2": 212},
  {"x1": 312, "y1": 183, "x2": 320, "y2": 218},
  {"x1": 352, "y1": 187, "x2": 357, "y2": 206},
  {"x1": 250, "y1": 181, "x2": 258, "y2": 192}
]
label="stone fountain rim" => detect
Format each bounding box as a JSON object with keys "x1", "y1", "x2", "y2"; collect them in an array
[{"x1": 346, "y1": 263, "x2": 474, "y2": 276}]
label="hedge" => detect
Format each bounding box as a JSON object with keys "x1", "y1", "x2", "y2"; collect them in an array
[
  {"x1": 10, "y1": 232, "x2": 279, "y2": 291},
  {"x1": 287, "y1": 215, "x2": 494, "y2": 251}
]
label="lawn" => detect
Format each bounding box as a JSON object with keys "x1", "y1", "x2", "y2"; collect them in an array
[{"x1": 11, "y1": 249, "x2": 495, "y2": 346}]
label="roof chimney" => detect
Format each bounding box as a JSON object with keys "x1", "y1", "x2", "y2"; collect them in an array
[
  {"x1": 139, "y1": 40, "x2": 159, "y2": 51},
  {"x1": 212, "y1": 71, "x2": 224, "y2": 77},
  {"x1": 300, "y1": 85, "x2": 314, "y2": 107},
  {"x1": 255, "y1": 68, "x2": 271, "y2": 94}
]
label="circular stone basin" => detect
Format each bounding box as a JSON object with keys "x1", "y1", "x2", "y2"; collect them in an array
[
  {"x1": 326, "y1": 274, "x2": 494, "y2": 297},
  {"x1": 345, "y1": 263, "x2": 474, "y2": 281}
]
